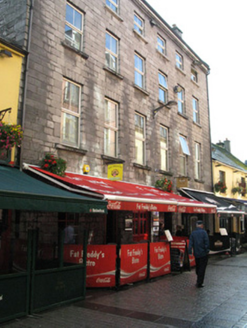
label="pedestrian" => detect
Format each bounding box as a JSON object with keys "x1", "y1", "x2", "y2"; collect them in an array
[
  {"x1": 159, "y1": 222, "x2": 165, "y2": 237},
  {"x1": 188, "y1": 220, "x2": 209, "y2": 288},
  {"x1": 175, "y1": 225, "x2": 182, "y2": 236}
]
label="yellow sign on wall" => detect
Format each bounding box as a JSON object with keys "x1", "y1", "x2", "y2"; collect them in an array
[{"x1": 108, "y1": 164, "x2": 123, "y2": 181}]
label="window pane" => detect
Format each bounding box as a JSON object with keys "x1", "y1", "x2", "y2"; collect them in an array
[
  {"x1": 179, "y1": 136, "x2": 190, "y2": 155},
  {"x1": 134, "y1": 14, "x2": 143, "y2": 34},
  {"x1": 106, "y1": 0, "x2": 117, "y2": 12},
  {"x1": 159, "y1": 89, "x2": 165, "y2": 102},
  {"x1": 158, "y1": 73, "x2": 167, "y2": 88},
  {"x1": 180, "y1": 156, "x2": 186, "y2": 175},
  {"x1": 74, "y1": 10, "x2": 82, "y2": 29},
  {"x1": 62, "y1": 113, "x2": 78, "y2": 145},
  {"x1": 178, "y1": 101, "x2": 183, "y2": 113},
  {"x1": 157, "y1": 36, "x2": 165, "y2": 53},
  {"x1": 135, "y1": 139, "x2": 144, "y2": 164},
  {"x1": 104, "y1": 128, "x2": 116, "y2": 157},
  {"x1": 104, "y1": 99, "x2": 118, "y2": 157},
  {"x1": 105, "y1": 100, "x2": 117, "y2": 127},
  {"x1": 66, "y1": 4, "x2": 73, "y2": 24},
  {"x1": 135, "y1": 55, "x2": 143, "y2": 71},
  {"x1": 65, "y1": 4, "x2": 82, "y2": 50},
  {"x1": 62, "y1": 80, "x2": 79, "y2": 113}
]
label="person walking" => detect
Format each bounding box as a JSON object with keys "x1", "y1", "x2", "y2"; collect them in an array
[{"x1": 188, "y1": 220, "x2": 209, "y2": 288}]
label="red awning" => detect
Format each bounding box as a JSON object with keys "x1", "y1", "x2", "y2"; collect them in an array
[{"x1": 24, "y1": 165, "x2": 216, "y2": 214}]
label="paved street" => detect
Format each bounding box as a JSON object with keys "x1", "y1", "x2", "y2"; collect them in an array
[{"x1": 3, "y1": 252, "x2": 247, "y2": 328}]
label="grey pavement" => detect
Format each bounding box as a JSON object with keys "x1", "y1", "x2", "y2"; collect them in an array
[{"x1": 3, "y1": 252, "x2": 247, "y2": 328}]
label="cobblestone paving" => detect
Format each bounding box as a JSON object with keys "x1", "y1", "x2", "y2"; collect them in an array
[{"x1": 3, "y1": 253, "x2": 247, "y2": 328}]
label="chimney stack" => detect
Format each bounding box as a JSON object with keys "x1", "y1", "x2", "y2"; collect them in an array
[{"x1": 224, "y1": 138, "x2": 231, "y2": 152}]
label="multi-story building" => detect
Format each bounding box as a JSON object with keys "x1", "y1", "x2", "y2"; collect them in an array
[
  {"x1": 0, "y1": 0, "x2": 212, "y2": 191},
  {"x1": 0, "y1": 0, "x2": 219, "y2": 321}
]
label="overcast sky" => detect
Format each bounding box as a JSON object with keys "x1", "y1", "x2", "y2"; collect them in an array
[{"x1": 147, "y1": 0, "x2": 247, "y2": 163}]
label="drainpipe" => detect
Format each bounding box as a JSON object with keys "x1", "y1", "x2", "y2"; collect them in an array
[
  {"x1": 206, "y1": 67, "x2": 214, "y2": 192},
  {"x1": 18, "y1": 0, "x2": 34, "y2": 169}
]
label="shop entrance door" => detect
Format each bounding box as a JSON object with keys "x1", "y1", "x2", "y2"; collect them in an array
[{"x1": 133, "y1": 211, "x2": 149, "y2": 242}]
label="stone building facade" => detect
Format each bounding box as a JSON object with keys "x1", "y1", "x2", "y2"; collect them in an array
[{"x1": 0, "y1": 0, "x2": 213, "y2": 191}]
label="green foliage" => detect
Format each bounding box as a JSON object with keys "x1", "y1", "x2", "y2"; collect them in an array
[
  {"x1": 155, "y1": 177, "x2": 172, "y2": 192},
  {"x1": 214, "y1": 181, "x2": 227, "y2": 193},
  {"x1": 40, "y1": 153, "x2": 67, "y2": 177},
  {"x1": 231, "y1": 187, "x2": 243, "y2": 195}
]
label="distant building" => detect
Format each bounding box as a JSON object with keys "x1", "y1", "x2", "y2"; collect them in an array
[{"x1": 212, "y1": 139, "x2": 247, "y2": 201}]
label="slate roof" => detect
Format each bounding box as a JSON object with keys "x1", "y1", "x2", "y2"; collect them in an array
[{"x1": 211, "y1": 143, "x2": 247, "y2": 173}]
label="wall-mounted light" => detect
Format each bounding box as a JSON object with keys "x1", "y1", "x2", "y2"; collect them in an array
[
  {"x1": 173, "y1": 85, "x2": 182, "y2": 93},
  {"x1": 150, "y1": 19, "x2": 157, "y2": 27},
  {"x1": 0, "y1": 50, "x2": 13, "y2": 58},
  {"x1": 152, "y1": 100, "x2": 177, "y2": 118},
  {"x1": 0, "y1": 108, "x2": 12, "y2": 121}
]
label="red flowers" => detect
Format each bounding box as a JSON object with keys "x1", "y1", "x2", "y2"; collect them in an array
[{"x1": 40, "y1": 153, "x2": 66, "y2": 176}]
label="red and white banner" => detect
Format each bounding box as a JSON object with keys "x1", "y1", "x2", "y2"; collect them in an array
[
  {"x1": 107, "y1": 200, "x2": 177, "y2": 212},
  {"x1": 149, "y1": 242, "x2": 171, "y2": 278},
  {"x1": 178, "y1": 205, "x2": 216, "y2": 214},
  {"x1": 120, "y1": 243, "x2": 148, "y2": 285},
  {"x1": 64, "y1": 244, "x2": 116, "y2": 287}
]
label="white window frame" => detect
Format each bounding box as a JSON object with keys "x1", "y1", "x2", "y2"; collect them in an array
[
  {"x1": 157, "y1": 35, "x2": 166, "y2": 55},
  {"x1": 134, "y1": 53, "x2": 145, "y2": 89},
  {"x1": 176, "y1": 52, "x2": 183, "y2": 70},
  {"x1": 179, "y1": 135, "x2": 190, "y2": 176},
  {"x1": 61, "y1": 78, "x2": 81, "y2": 147},
  {"x1": 135, "y1": 113, "x2": 146, "y2": 165},
  {"x1": 195, "y1": 142, "x2": 201, "y2": 180},
  {"x1": 193, "y1": 97, "x2": 199, "y2": 123},
  {"x1": 158, "y1": 72, "x2": 168, "y2": 103},
  {"x1": 191, "y1": 68, "x2": 198, "y2": 83},
  {"x1": 65, "y1": 2, "x2": 83, "y2": 51},
  {"x1": 177, "y1": 87, "x2": 184, "y2": 114},
  {"x1": 104, "y1": 98, "x2": 118, "y2": 157},
  {"x1": 134, "y1": 13, "x2": 144, "y2": 35},
  {"x1": 105, "y1": 31, "x2": 118, "y2": 72},
  {"x1": 106, "y1": 0, "x2": 118, "y2": 13},
  {"x1": 160, "y1": 125, "x2": 168, "y2": 171}
]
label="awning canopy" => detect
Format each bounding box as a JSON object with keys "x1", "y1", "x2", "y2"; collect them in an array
[
  {"x1": 179, "y1": 188, "x2": 244, "y2": 215},
  {"x1": 25, "y1": 165, "x2": 217, "y2": 214},
  {"x1": 0, "y1": 165, "x2": 107, "y2": 213}
]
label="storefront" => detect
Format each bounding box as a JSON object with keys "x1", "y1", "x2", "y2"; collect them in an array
[
  {"x1": 23, "y1": 165, "x2": 216, "y2": 287},
  {"x1": 179, "y1": 187, "x2": 245, "y2": 254},
  {"x1": 0, "y1": 165, "x2": 107, "y2": 323}
]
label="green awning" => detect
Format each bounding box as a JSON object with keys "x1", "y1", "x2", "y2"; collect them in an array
[{"x1": 0, "y1": 165, "x2": 107, "y2": 213}]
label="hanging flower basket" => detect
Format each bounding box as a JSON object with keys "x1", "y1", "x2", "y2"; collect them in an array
[
  {"x1": 40, "y1": 153, "x2": 67, "y2": 177},
  {"x1": 0, "y1": 122, "x2": 23, "y2": 150},
  {"x1": 155, "y1": 177, "x2": 173, "y2": 192},
  {"x1": 214, "y1": 181, "x2": 227, "y2": 193},
  {"x1": 232, "y1": 186, "x2": 243, "y2": 195}
]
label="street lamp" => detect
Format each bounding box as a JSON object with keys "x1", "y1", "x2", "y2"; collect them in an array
[{"x1": 152, "y1": 100, "x2": 177, "y2": 118}]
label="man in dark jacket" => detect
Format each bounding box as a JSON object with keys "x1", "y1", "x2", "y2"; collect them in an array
[{"x1": 188, "y1": 220, "x2": 209, "y2": 288}]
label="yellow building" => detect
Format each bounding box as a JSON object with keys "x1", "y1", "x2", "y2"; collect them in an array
[
  {"x1": 212, "y1": 140, "x2": 247, "y2": 201},
  {"x1": 0, "y1": 39, "x2": 25, "y2": 163}
]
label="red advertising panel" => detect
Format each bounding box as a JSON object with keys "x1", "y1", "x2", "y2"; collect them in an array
[
  {"x1": 64, "y1": 244, "x2": 116, "y2": 287},
  {"x1": 186, "y1": 239, "x2": 196, "y2": 268},
  {"x1": 149, "y1": 242, "x2": 171, "y2": 278},
  {"x1": 170, "y1": 238, "x2": 187, "y2": 268},
  {"x1": 120, "y1": 243, "x2": 148, "y2": 285}
]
